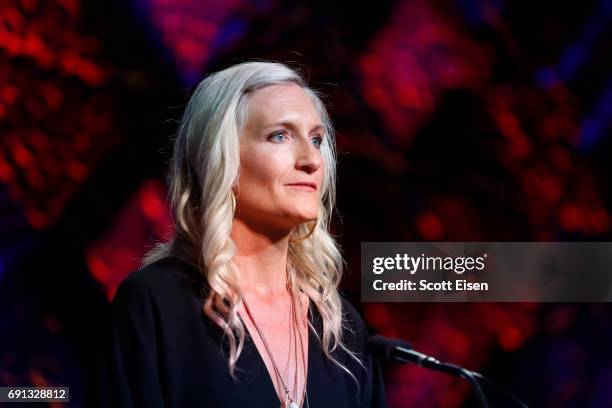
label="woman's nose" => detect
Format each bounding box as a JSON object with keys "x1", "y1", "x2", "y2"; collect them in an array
[{"x1": 295, "y1": 139, "x2": 322, "y2": 173}]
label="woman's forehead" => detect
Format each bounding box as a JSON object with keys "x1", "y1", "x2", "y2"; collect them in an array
[{"x1": 245, "y1": 83, "x2": 322, "y2": 127}]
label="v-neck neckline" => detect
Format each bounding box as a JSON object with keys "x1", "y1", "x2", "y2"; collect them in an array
[
  {"x1": 171, "y1": 256, "x2": 317, "y2": 406},
  {"x1": 238, "y1": 298, "x2": 315, "y2": 408}
]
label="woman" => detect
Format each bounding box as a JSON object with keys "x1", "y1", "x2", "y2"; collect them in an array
[{"x1": 91, "y1": 61, "x2": 387, "y2": 407}]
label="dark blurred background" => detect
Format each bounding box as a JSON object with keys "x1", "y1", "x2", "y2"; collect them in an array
[{"x1": 1, "y1": 0, "x2": 612, "y2": 406}]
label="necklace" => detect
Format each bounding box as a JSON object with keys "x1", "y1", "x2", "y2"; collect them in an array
[
  {"x1": 241, "y1": 286, "x2": 308, "y2": 408},
  {"x1": 293, "y1": 289, "x2": 309, "y2": 408}
]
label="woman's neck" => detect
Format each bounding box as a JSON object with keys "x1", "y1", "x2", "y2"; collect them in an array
[{"x1": 230, "y1": 217, "x2": 291, "y2": 301}]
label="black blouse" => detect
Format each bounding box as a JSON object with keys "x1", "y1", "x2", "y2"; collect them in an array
[{"x1": 88, "y1": 256, "x2": 387, "y2": 407}]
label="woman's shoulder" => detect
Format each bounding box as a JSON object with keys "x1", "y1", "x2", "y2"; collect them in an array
[
  {"x1": 339, "y1": 293, "x2": 367, "y2": 329},
  {"x1": 112, "y1": 256, "x2": 203, "y2": 307},
  {"x1": 338, "y1": 292, "x2": 372, "y2": 350}
]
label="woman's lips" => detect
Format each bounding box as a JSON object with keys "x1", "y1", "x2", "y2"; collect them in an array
[{"x1": 286, "y1": 182, "x2": 317, "y2": 191}]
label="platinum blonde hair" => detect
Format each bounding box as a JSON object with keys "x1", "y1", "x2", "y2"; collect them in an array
[{"x1": 143, "y1": 61, "x2": 363, "y2": 384}]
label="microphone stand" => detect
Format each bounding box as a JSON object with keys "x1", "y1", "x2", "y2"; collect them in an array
[{"x1": 369, "y1": 335, "x2": 529, "y2": 408}]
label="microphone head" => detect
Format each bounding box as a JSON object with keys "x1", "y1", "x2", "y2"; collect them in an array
[{"x1": 368, "y1": 335, "x2": 413, "y2": 360}]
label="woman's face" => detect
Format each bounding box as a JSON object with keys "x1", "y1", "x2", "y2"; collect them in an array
[{"x1": 235, "y1": 83, "x2": 325, "y2": 234}]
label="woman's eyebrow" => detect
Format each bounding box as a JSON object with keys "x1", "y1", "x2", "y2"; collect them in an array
[{"x1": 264, "y1": 121, "x2": 325, "y2": 133}]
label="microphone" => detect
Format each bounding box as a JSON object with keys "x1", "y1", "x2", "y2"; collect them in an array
[
  {"x1": 368, "y1": 335, "x2": 442, "y2": 369},
  {"x1": 368, "y1": 335, "x2": 529, "y2": 408}
]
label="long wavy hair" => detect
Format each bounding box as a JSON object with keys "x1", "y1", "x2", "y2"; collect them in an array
[{"x1": 143, "y1": 61, "x2": 363, "y2": 384}]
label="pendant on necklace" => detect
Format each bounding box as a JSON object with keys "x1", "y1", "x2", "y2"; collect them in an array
[{"x1": 288, "y1": 401, "x2": 299, "y2": 408}]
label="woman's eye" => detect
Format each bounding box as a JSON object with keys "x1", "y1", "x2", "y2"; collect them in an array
[
  {"x1": 311, "y1": 135, "x2": 323, "y2": 149},
  {"x1": 268, "y1": 131, "x2": 287, "y2": 143}
]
